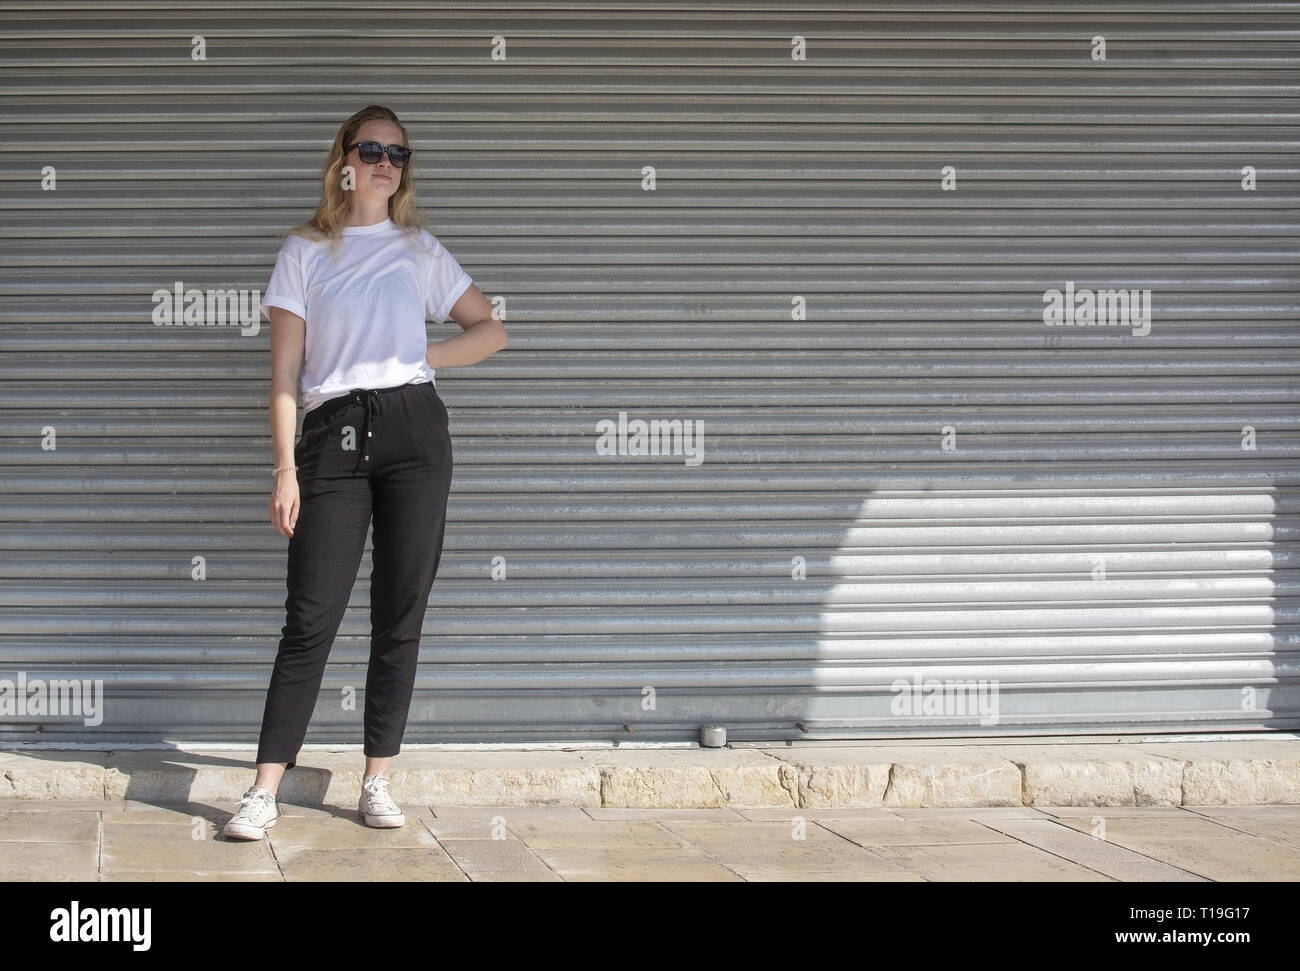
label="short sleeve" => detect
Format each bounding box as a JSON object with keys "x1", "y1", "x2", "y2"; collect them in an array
[
  {"x1": 425, "y1": 233, "x2": 473, "y2": 324},
  {"x1": 260, "y1": 236, "x2": 308, "y2": 321}
]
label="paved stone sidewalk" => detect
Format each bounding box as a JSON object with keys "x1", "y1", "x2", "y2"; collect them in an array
[{"x1": 1, "y1": 800, "x2": 1298, "y2": 881}]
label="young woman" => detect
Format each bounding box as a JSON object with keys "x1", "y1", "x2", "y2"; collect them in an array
[{"x1": 223, "y1": 105, "x2": 506, "y2": 840}]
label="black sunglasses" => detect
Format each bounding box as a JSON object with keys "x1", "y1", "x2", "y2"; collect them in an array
[{"x1": 344, "y1": 140, "x2": 413, "y2": 168}]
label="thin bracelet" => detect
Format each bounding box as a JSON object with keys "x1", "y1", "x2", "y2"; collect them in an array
[{"x1": 272, "y1": 465, "x2": 298, "y2": 475}]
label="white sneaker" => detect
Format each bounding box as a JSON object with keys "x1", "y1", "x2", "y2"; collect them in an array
[
  {"x1": 358, "y1": 774, "x2": 405, "y2": 828},
  {"x1": 223, "y1": 785, "x2": 279, "y2": 840}
]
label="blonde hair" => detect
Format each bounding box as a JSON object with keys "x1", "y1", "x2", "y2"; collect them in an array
[{"x1": 286, "y1": 104, "x2": 430, "y2": 259}]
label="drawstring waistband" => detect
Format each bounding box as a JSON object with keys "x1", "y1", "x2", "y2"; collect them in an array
[
  {"x1": 348, "y1": 388, "x2": 380, "y2": 473},
  {"x1": 302, "y1": 383, "x2": 422, "y2": 474}
]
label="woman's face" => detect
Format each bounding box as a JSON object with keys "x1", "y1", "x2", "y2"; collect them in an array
[{"x1": 344, "y1": 119, "x2": 407, "y2": 205}]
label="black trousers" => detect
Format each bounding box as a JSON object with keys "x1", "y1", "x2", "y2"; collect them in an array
[{"x1": 256, "y1": 380, "x2": 453, "y2": 770}]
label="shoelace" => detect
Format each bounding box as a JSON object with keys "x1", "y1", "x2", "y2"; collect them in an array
[
  {"x1": 238, "y1": 788, "x2": 275, "y2": 812},
  {"x1": 362, "y1": 776, "x2": 397, "y2": 809}
]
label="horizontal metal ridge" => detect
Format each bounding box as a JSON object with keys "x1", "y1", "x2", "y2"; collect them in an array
[{"x1": 0, "y1": 547, "x2": 1289, "y2": 578}]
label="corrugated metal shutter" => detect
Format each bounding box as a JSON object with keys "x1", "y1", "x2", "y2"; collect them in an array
[{"x1": 1, "y1": 2, "x2": 1297, "y2": 747}]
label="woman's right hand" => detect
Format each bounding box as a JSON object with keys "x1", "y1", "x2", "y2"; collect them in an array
[{"x1": 270, "y1": 471, "x2": 300, "y2": 538}]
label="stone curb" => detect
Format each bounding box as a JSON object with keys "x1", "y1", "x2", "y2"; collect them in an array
[{"x1": 1, "y1": 740, "x2": 1298, "y2": 809}]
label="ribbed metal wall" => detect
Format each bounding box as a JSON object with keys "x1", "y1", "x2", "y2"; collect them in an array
[{"x1": 1, "y1": 2, "x2": 1297, "y2": 747}]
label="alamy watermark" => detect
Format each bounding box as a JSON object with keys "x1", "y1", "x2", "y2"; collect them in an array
[
  {"x1": 1043, "y1": 280, "x2": 1151, "y2": 336},
  {"x1": 890, "y1": 670, "x2": 1000, "y2": 726},
  {"x1": 50, "y1": 900, "x2": 150, "y2": 950},
  {"x1": 151, "y1": 281, "x2": 262, "y2": 336},
  {"x1": 595, "y1": 410, "x2": 704, "y2": 466},
  {"x1": 0, "y1": 671, "x2": 104, "y2": 727}
]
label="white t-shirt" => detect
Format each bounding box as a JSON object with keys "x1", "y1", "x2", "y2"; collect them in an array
[{"x1": 259, "y1": 217, "x2": 473, "y2": 414}]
